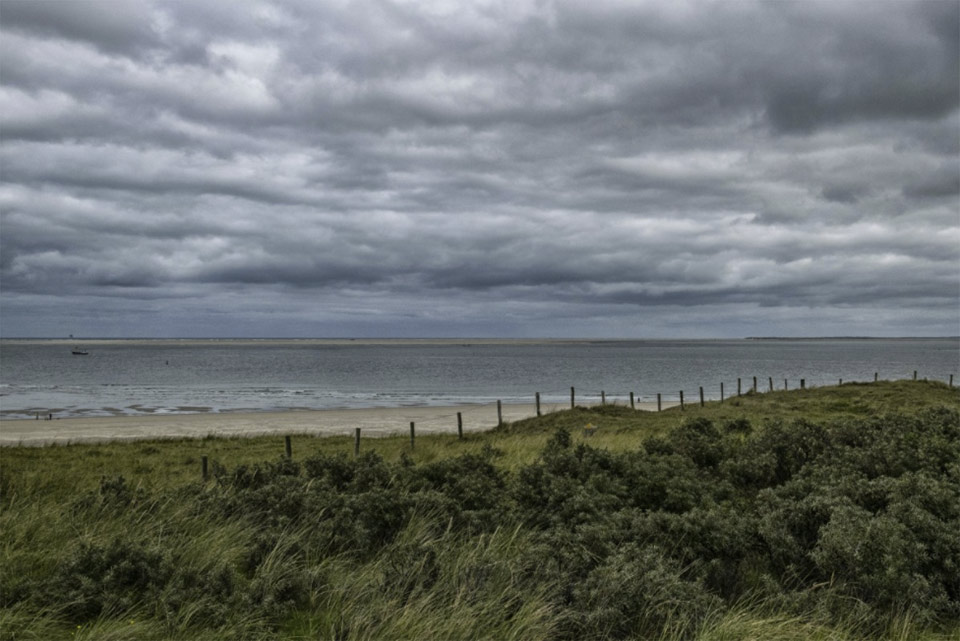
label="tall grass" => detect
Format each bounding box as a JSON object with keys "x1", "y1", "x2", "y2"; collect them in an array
[
  {"x1": 1, "y1": 381, "x2": 958, "y2": 640},
  {"x1": 288, "y1": 518, "x2": 557, "y2": 640}
]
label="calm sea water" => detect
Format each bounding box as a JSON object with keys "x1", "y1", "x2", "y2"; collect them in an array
[{"x1": 0, "y1": 339, "x2": 956, "y2": 419}]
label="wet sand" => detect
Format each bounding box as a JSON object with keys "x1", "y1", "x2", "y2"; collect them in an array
[{"x1": 0, "y1": 401, "x2": 671, "y2": 446}]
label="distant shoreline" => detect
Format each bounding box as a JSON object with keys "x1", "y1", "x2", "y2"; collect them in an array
[
  {"x1": 3, "y1": 338, "x2": 622, "y2": 347},
  {"x1": 2, "y1": 336, "x2": 957, "y2": 346},
  {"x1": 744, "y1": 336, "x2": 959, "y2": 341}
]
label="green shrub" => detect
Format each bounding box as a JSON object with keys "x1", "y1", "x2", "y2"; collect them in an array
[
  {"x1": 50, "y1": 538, "x2": 172, "y2": 620},
  {"x1": 665, "y1": 417, "x2": 727, "y2": 469},
  {"x1": 5, "y1": 398, "x2": 958, "y2": 639},
  {"x1": 811, "y1": 504, "x2": 951, "y2": 624},
  {"x1": 569, "y1": 544, "x2": 723, "y2": 640}
]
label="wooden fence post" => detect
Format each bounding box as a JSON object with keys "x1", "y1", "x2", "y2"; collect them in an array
[
  {"x1": 657, "y1": 393, "x2": 662, "y2": 412},
  {"x1": 839, "y1": 378, "x2": 842, "y2": 386},
  {"x1": 913, "y1": 370, "x2": 917, "y2": 381},
  {"x1": 457, "y1": 412, "x2": 463, "y2": 439},
  {"x1": 497, "y1": 400, "x2": 503, "y2": 427},
  {"x1": 601, "y1": 390, "x2": 606, "y2": 405},
  {"x1": 801, "y1": 379, "x2": 806, "y2": 389},
  {"x1": 630, "y1": 391, "x2": 635, "y2": 409},
  {"x1": 410, "y1": 421, "x2": 415, "y2": 449},
  {"x1": 699, "y1": 386, "x2": 704, "y2": 407},
  {"x1": 950, "y1": 374, "x2": 954, "y2": 388},
  {"x1": 752, "y1": 376, "x2": 757, "y2": 393},
  {"x1": 768, "y1": 377, "x2": 773, "y2": 392},
  {"x1": 571, "y1": 387, "x2": 575, "y2": 409},
  {"x1": 874, "y1": 372, "x2": 878, "y2": 382},
  {"x1": 354, "y1": 428, "x2": 361, "y2": 456},
  {"x1": 737, "y1": 378, "x2": 742, "y2": 397},
  {"x1": 535, "y1": 392, "x2": 541, "y2": 417},
  {"x1": 720, "y1": 382, "x2": 724, "y2": 403},
  {"x1": 784, "y1": 379, "x2": 788, "y2": 390},
  {"x1": 202, "y1": 455, "x2": 208, "y2": 481},
  {"x1": 680, "y1": 390, "x2": 684, "y2": 410},
  {"x1": 285, "y1": 435, "x2": 292, "y2": 459}
]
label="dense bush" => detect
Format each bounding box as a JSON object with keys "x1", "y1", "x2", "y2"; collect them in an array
[
  {"x1": 751, "y1": 411, "x2": 960, "y2": 626},
  {"x1": 570, "y1": 545, "x2": 723, "y2": 640},
  {"x1": 10, "y1": 406, "x2": 960, "y2": 638},
  {"x1": 51, "y1": 538, "x2": 173, "y2": 620}
]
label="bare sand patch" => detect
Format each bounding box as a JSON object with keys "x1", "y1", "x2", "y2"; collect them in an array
[{"x1": 0, "y1": 401, "x2": 668, "y2": 446}]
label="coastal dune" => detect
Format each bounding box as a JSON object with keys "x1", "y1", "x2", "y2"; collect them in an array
[{"x1": 0, "y1": 401, "x2": 669, "y2": 446}]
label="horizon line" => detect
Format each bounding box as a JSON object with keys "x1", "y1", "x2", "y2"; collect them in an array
[{"x1": 2, "y1": 336, "x2": 958, "y2": 341}]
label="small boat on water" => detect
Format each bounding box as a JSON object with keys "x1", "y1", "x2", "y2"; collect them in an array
[{"x1": 71, "y1": 347, "x2": 89, "y2": 355}]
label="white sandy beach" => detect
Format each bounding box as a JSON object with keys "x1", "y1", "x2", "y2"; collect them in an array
[{"x1": 0, "y1": 401, "x2": 672, "y2": 446}]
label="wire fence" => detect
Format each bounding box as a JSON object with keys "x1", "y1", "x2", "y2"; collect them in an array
[
  {"x1": 194, "y1": 370, "x2": 955, "y2": 473},
  {"x1": 539, "y1": 370, "x2": 954, "y2": 405},
  {"x1": 338, "y1": 368, "x2": 956, "y2": 435}
]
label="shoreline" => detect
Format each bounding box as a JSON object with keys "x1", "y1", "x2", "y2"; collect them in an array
[
  {"x1": 0, "y1": 401, "x2": 672, "y2": 446},
  {"x1": 3, "y1": 337, "x2": 954, "y2": 346},
  {"x1": 0, "y1": 338, "x2": 624, "y2": 347}
]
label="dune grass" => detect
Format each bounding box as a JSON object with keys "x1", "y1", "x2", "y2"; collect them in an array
[
  {"x1": 3, "y1": 380, "x2": 949, "y2": 493},
  {"x1": 1, "y1": 380, "x2": 958, "y2": 640}
]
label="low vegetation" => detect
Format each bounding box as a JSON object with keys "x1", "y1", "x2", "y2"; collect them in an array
[{"x1": 1, "y1": 381, "x2": 958, "y2": 640}]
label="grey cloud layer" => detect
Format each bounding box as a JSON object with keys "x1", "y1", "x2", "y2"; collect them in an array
[{"x1": 1, "y1": 0, "x2": 957, "y2": 337}]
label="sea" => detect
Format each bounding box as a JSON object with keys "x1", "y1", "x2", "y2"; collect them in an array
[{"x1": 0, "y1": 338, "x2": 957, "y2": 419}]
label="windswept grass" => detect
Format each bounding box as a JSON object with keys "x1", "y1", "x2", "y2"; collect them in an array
[{"x1": 1, "y1": 380, "x2": 958, "y2": 640}]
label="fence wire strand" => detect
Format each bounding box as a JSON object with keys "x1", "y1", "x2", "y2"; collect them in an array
[{"x1": 335, "y1": 370, "x2": 953, "y2": 437}]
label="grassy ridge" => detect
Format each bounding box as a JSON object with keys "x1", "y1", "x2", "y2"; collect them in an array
[
  {"x1": 1, "y1": 381, "x2": 958, "y2": 640},
  {"x1": 3, "y1": 381, "x2": 943, "y2": 493}
]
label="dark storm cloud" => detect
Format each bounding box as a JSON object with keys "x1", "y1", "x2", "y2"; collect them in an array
[
  {"x1": 903, "y1": 165, "x2": 960, "y2": 200},
  {"x1": 1, "y1": 0, "x2": 957, "y2": 338},
  {"x1": 757, "y1": 1, "x2": 959, "y2": 133},
  {"x1": 0, "y1": 0, "x2": 161, "y2": 55}
]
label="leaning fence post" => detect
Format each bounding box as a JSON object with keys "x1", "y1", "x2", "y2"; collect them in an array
[
  {"x1": 457, "y1": 412, "x2": 463, "y2": 439},
  {"x1": 571, "y1": 387, "x2": 575, "y2": 409},
  {"x1": 497, "y1": 400, "x2": 503, "y2": 427},
  {"x1": 630, "y1": 391, "x2": 635, "y2": 409},
  {"x1": 410, "y1": 421, "x2": 415, "y2": 449},
  {"x1": 202, "y1": 456, "x2": 208, "y2": 481},
  {"x1": 285, "y1": 435, "x2": 292, "y2": 459},
  {"x1": 354, "y1": 428, "x2": 361, "y2": 456},
  {"x1": 699, "y1": 386, "x2": 704, "y2": 407},
  {"x1": 680, "y1": 390, "x2": 684, "y2": 410},
  {"x1": 657, "y1": 393, "x2": 662, "y2": 412},
  {"x1": 535, "y1": 392, "x2": 541, "y2": 417}
]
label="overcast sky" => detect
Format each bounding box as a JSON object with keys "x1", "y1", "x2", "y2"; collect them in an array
[{"x1": 1, "y1": 0, "x2": 958, "y2": 338}]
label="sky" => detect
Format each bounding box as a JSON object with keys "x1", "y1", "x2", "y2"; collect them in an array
[{"x1": 1, "y1": 0, "x2": 958, "y2": 339}]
